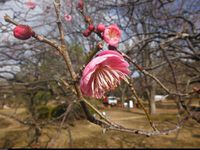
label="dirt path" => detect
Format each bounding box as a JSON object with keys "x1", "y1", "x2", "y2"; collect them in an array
[
  {"x1": 0, "y1": 106, "x2": 200, "y2": 148},
  {"x1": 112, "y1": 116, "x2": 145, "y2": 121}
]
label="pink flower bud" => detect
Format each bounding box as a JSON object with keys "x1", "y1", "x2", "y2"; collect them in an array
[
  {"x1": 82, "y1": 29, "x2": 91, "y2": 37},
  {"x1": 88, "y1": 24, "x2": 95, "y2": 31},
  {"x1": 96, "y1": 23, "x2": 105, "y2": 32},
  {"x1": 25, "y1": 0, "x2": 36, "y2": 9},
  {"x1": 64, "y1": 14, "x2": 72, "y2": 22},
  {"x1": 77, "y1": 0, "x2": 84, "y2": 10},
  {"x1": 66, "y1": 0, "x2": 72, "y2": 7},
  {"x1": 13, "y1": 25, "x2": 34, "y2": 40}
]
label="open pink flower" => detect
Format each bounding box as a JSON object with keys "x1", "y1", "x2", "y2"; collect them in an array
[
  {"x1": 64, "y1": 14, "x2": 72, "y2": 22},
  {"x1": 26, "y1": 0, "x2": 36, "y2": 9},
  {"x1": 103, "y1": 24, "x2": 121, "y2": 47},
  {"x1": 80, "y1": 50, "x2": 130, "y2": 99}
]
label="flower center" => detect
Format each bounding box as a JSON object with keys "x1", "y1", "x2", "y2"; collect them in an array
[
  {"x1": 108, "y1": 29, "x2": 117, "y2": 39},
  {"x1": 90, "y1": 65, "x2": 123, "y2": 98}
]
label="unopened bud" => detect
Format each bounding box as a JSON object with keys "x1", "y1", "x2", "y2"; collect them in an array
[
  {"x1": 83, "y1": 29, "x2": 91, "y2": 37},
  {"x1": 13, "y1": 25, "x2": 34, "y2": 40},
  {"x1": 96, "y1": 23, "x2": 105, "y2": 32},
  {"x1": 88, "y1": 24, "x2": 95, "y2": 31},
  {"x1": 25, "y1": 1, "x2": 37, "y2": 9},
  {"x1": 77, "y1": 0, "x2": 84, "y2": 10}
]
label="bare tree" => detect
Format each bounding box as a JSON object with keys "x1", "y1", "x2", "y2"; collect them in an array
[{"x1": 0, "y1": 0, "x2": 199, "y2": 148}]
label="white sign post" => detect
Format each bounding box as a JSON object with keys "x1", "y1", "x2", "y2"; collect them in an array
[{"x1": 129, "y1": 100, "x2": 133, "y2": 109}]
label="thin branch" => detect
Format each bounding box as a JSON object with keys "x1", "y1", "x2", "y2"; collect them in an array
[
  {"x1": 4, "y1": 13, "x2": 113, "y2": 127},
  {"x1": 125, "y1": 79, "x2": 158, "y2": 131}
]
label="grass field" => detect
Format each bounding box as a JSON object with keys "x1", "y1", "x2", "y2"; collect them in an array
[{"x1": 0, "y1": 99, "x2": 199, "y2": 148}]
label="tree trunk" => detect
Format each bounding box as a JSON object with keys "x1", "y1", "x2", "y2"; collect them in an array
[
  {"x1": 119, "y1": 84, "x2": 126, "y2": 107},
  {"x1": 149, "y1": 79, "x2": 156, "y2": 115},
  {"x1": 150, "y1": 97, "x2": 156, "y2": 115}
]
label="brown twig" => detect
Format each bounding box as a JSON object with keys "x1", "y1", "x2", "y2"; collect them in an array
[
  {"x1": 122, "y1": 52, "x2": 189, "y2": 97},
  {"x1": 4, "y1": 11, "x2": 112, "y2": 126},
  {"x1": 3, "y1": 3, "x2": 193, "y2": 138},
  {"x1": 108, "y1": 115, "x2": 189, "y2": 136},
  {"x1": 53, "y1": 0, "x2": 114, "y2": 125},
  {"x1": 125, "y1": 79, "x2": 158, "y2": 131}
]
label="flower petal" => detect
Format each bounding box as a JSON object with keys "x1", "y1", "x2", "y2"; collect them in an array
[{"x1": 80, "y1": 50, "x2": 130, "y2": 99}]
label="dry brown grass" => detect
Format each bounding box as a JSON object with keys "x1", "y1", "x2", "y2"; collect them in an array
[{"x1": 0, "y1": 99, "x2": 200, "y2": 148}]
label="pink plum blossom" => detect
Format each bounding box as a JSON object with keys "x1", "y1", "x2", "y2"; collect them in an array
[
  {"x1": 80, "y1": 50, "x2": 130, "y2": 99},
  {"x1": 64, "y1": 14, "x2": 72, "y2": 22},
  {"x1": 103, "y1": 24, "x2": 121, "y2": 47},
  {"x1": 25, "y1": 0, "x2": 36, "y2": 9}
]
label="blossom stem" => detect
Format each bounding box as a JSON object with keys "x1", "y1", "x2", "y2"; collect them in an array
[
  {"x1": 81, "y1": 98, "x2": 114, "y2": 124},
  {"x1": 125, "y1": 79, "x2": 158, "y2": 131},
  {"x1": 53, "y1": 0, "x2": 113, "y2": 125},
  {"x1": 4, "y1": 8, "x2": 113, "y2": 126}
]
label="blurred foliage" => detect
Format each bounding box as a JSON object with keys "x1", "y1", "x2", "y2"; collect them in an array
[
  {"x1": 51, "y1": 103, "x2": 68, "y2": 119},
  {"x1": 51, "y1": 102, "x2": 85, "y2": 121},
  {"x1": 33, "y1": 91, "x2": 52, "y2": 105},
  {"x1": 33, "y1": 102, "x2": 86, "y2": 123},
  {"x1": 69, "y1": 43, "x2": 87, "y2": 71},
  {"x1": 36, "y1": 105, "x2": 52, "y2": 120}
]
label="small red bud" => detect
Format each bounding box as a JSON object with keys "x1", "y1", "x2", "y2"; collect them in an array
[
  {"x1": 88, "y1": 24, "x2": 95, "y2": 31},
  {"x1": 77, "y1": 0, "x2": 84, "y2": 10},
  {"x1": 96, "y1": 23, "x2": 105, "y2": 32},
  {"x1": 82, "y1": 29, "x2": 91, "y2": 37},
  {"x1": 13, "y1": 25, "x2": 34, "y2": 40},
  {"x1": 25, "y1": 1, "x2": 37, "y2": 9}
]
